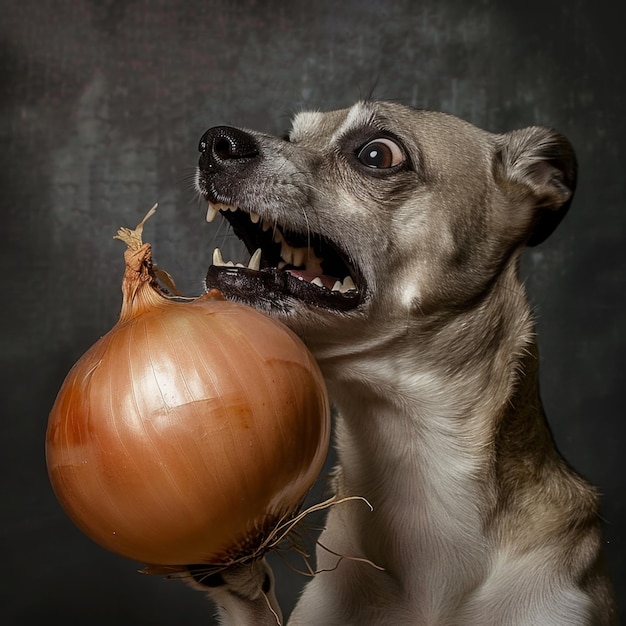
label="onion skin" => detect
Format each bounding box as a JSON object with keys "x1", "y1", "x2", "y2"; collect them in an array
[{"x1": 46, "y1": 222, "x2": 330, "y2": 566}]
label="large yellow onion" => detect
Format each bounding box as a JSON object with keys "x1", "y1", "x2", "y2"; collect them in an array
[{"x1": 46, "y1": 210, "x2": 330, "y2": 566}]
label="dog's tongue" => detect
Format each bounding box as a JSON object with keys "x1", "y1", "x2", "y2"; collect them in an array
[{"x1": 286, "y1": 269, "x2": 337, "y2": 289}]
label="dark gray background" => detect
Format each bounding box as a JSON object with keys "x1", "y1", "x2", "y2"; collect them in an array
[{"x1": 1, "y1": 1, "x2": 624, "y2": 624}]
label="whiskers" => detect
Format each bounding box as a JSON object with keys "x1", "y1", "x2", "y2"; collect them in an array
[{"x1": 177, "y1": 166, "x2": 202, "y2": 198}]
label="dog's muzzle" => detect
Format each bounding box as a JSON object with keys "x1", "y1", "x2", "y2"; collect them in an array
[{"x1": 196, "y1": 126, "x2": 363, "y2": 312}]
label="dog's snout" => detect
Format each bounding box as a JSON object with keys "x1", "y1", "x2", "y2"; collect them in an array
[{"x1": 198, "y1": 126, "x2": 259, "y2": 171}]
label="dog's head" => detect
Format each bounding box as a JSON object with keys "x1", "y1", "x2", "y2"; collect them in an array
[{"x1": 196, "y1": 101, "x2": 576, "y2": 342}]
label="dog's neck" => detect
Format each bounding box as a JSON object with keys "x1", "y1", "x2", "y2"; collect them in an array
[{"x1": 312, "y1": 259, "x2": 534, "y2": 423}]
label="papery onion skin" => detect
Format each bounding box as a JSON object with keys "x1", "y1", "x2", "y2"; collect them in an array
[{"x1": 46, "y1": 232, "x2": 330, "y2": 567}]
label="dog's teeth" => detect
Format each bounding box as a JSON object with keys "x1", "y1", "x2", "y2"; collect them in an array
[
  {"x1": 292, "y1": 247, "x2": 306, "y2": 267},
  {"x1": 212, "y1": 249, "x2": 236, "y2": 267},
  {"x1": 261, "y1": 219, "x2": 272, "y2": 232},
  {"x1": 280, "y1": 241, "x2": 293, "y2": 264},
  {"x1": 341, "y1": 276, "x2": 356, "y2": 292},
  {"x1": 278, "y1": 261, "x2": 287, "y2": 270},
  {"x1": 206, "y1": 203, "x2": 219, "y2": 223},
  {"x1": 273, "y1": 230, "x2": 283, "y2": 244},
  {"x1": 206, "y1": 202, "x2": 234, "y2": 222},
  {"x1": 331, "y1": 276, "x2": 357, "y2": 293},
  {"x1": 212, "y1": 247, "x2": 225, "y2": 266},
  {"x1": 248, "y1": 248, "x2": 262, "y2": 271},
  {"x1": 311, "y1": 277, "x2": 324, "y2": 288},
  {"x1": 280, "y1": 242, "x2": 308, "y2": 267},
  {"x1": 250, "y1": 211, "x2": 261, "y2": 224}
]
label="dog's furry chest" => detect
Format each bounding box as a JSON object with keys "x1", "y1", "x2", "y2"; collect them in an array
[
  {"x1": 294, "y1": 381, "x2": 598, "y2": 625},
  {"x1": 319, "y1": 363, "x2": 495, "y2": 603}
]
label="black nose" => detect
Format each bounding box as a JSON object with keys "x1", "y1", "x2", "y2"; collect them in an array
[{"x1": 198, "y1": 126, "x2": 260, "y2": 170}]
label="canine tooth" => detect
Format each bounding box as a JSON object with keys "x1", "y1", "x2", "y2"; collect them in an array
[
  {"x1": 250, "y1": 211, "x2": 261, "y2": 224},
  {"x1": 341, "y1": 276, "x2": 356, "y2": 292},
  {"x1": 311, "y1": 277, "x2": 324, "y2": 288},
  {"x1": 213, "y1": 247, "x2": 225, "y2": 266},
  {"x1": 261, "y1": 219, "x2": 272, "y2": 232},
  {"x1": 248, "y1": 248, "x2": 262, "y2": 271},
  {"x1": 331, "y1": 280, "x2": 342, "y2": 292},
  {"x1": 206, "y1": 203, "x2": 219, "y2": 223},
  {"x1": 273, "y1": 230, "x2": 283, "y2": 243}
]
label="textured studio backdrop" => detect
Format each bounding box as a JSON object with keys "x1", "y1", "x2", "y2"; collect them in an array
[{"x1": 1, "y1": 1, "x2": 624, "y2": 624}]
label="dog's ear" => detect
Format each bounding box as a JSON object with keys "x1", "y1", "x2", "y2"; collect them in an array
[{"x1": 495, "y1": 126, "x2": 577, "y2": 246}]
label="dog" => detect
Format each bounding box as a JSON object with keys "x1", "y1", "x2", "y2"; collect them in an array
[{"x1": 192, "y1": 101, "x2": 617, "y2": 625}]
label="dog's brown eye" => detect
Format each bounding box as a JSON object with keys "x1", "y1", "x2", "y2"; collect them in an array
[{"x1": 357, "y1": 138, "x2": 404, "y2": 168}]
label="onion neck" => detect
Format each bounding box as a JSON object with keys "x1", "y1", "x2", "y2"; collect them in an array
[
  {"x1": 118, "y1": 242, "x2": 171, "y2": 323},
  {"x1": 113, "y1": 205, "x2": 186, "y2": 323}
]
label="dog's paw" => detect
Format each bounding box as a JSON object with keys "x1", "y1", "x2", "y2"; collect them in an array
[{"x1": 183, "y1": 558, "x2": 283, "y2": 626}]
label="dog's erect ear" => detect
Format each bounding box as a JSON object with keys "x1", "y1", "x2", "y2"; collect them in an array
[{"x1": 495, "y1": 126, "x2": 577, "y2": 246}]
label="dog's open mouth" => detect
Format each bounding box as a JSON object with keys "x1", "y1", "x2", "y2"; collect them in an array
[{"x1": 204, "y1": 201, "x2": 363, "y2": 311}]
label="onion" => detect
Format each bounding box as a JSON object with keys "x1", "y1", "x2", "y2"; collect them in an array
[{"x1": 46, "y1": 207, "x2": 330, "y2": 567}]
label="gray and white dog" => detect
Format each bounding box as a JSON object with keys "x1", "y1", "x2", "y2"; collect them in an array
[{"x1": 193, "y1": 101, "x2": 617, "y2": 625}]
